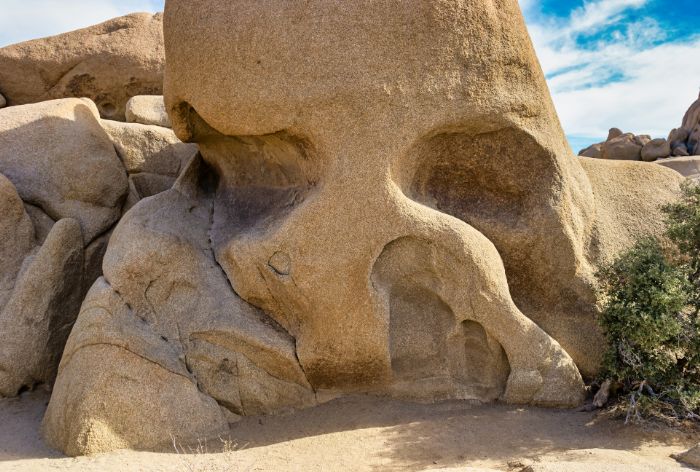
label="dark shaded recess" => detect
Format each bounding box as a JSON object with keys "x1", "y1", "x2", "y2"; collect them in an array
[
  {"x1": 408, "y1": 130, "x2": 559, "y2": 314},
  {"x1": 176, "y1": 105, "x2": 322, "y2": 242}
]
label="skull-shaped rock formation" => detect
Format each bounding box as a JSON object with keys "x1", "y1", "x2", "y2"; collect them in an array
[{"x1": 44, "y1": 0, "x2": 684, "y2": 455}]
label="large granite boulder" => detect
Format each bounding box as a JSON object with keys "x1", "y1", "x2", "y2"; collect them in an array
[
  {"x1": 0, "y1": 13, "x2": 164, "y2": 121},
  {"x1": 579, "y1": 143, "x2": 602, "y2": 158},
  {"x1": 44, "y1": 0, "x2": 684, "y2": 455},
  {"x1": 0, "y1": 99, "x2": 128, "y2": 243},
  {"x1": 601, "y1": 133, "x2": 643, "y2": 160},
  {"x1": 641, "y1": 138, "x2": 671, "y2": 162}
]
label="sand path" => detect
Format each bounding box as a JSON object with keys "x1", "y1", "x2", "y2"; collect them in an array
[{"x1": 0, "y1": 390, "x2": 697, "y2": 471}]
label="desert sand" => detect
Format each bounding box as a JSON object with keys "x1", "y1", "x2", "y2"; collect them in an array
[{"x1": 0, "y1": 390, "x2": 696, "y2": 472}]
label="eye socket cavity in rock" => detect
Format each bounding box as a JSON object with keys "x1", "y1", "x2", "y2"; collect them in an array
[{"x1": 177, "y1": 104, "x2": 325, "y2": 239}]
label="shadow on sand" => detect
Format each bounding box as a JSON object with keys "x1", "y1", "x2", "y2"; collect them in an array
[
  {"x1": 228, "y1": 394, "x2": 692, "y2": 471},
  {"x1": 1, "y1": 390, "x2": 695, "y2": 471}
]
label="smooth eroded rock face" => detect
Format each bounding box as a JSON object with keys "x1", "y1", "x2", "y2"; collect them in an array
[
  {"x1": 45, "y1": 0, "x2": 684, "y2": 454},
  {"x1": 0, "y1": 218, "x2": 84, "y2": 397},
  {"x1": 0, "y1": 98, "x2": 128, "y2": 242},
  {"x1": 125, "y1": 95, "x2": 171, "y2": 128},
  {"x1": 656, "y1": 155, "x2": 700, "y2": 180},
  {"x1": 0, "y1": 13, "x2": 164, "y2": 121},
  {"x1": 0, "y1": 174, "x2": 89, "y2": 398},
  {"x1": 0, "y1": 174, "x2": 36, "y2": 313},
  {"x1": 580, "y1": 158, "x2": 683, "y2": 262},
  {"x1": 579, "y1": 143, "x2": 602, "y2": 158},
  {"x1": 641, "y1": 138, "x2": 670, "y2": 162}
]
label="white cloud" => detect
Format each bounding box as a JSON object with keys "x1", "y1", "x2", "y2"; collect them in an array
[
  {"x1": 552, "y1": 39, "x2": 700, "y2": 138},
  {"x1": 0, "y1": 0, "x2": 163, "y2": 47},
  {"x1": 522, "y1": 0, "x2": 700, "y2": 141},
  {"x1": 565, "y1": 0, "x2": 646, "y2": 36}
]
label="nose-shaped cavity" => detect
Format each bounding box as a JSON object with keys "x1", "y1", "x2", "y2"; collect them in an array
[{"x1": 181, "y1": 105, "x2": 324, "y2": 243}]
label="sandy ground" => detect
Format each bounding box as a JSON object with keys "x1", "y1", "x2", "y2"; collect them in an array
[{"x1": 0, "y1": 390, "x2": 698, "y2": 472}]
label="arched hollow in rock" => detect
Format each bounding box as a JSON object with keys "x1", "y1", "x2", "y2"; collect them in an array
[{"x1": 371, "y1": 236, "x2": 510, "y2": 402}]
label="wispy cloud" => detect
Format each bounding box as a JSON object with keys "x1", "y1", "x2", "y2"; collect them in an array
[
  {"x1": 521, "y1": 0, "x2": 700, "y2": 145},
  {"x1": 0, "y1": 0, "x2": 163, "y2": 47},
  {"x1": 564, "y1": 0, "x2": 646, "y2": 35}
]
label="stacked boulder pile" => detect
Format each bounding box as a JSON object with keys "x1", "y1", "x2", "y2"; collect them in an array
[
  {"x1": 579, "y1": 93, "x2": 700, "y2": 179},
  {"x1": 0, "y1": 14, "x2": 195, "y2": 398}
]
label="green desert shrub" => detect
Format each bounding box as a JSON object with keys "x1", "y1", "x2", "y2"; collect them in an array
[{"x1": 597, "y1": 182, "x2": 700, "y2": 422}]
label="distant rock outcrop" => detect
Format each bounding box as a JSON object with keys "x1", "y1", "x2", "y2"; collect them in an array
[
  {"x1": 606, "y1": 133, "x2": 648, "y2": 160},
  {"x1": 0, "y1": 13, "x2": 164, "y2": 121},
  {"x1": 641, "y1": 138, "x2": 671, "y2": 162},
  {"x1": 579, "y1": 92, "x2": 700, "y2": 163}
]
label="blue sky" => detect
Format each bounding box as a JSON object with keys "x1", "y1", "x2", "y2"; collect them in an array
[
  {"x1": 520, "y1": 0, "x2": 700, "y2": 150},
  {"x1": 1, "y1": 0, "x2": 699, "y2": 152}
]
